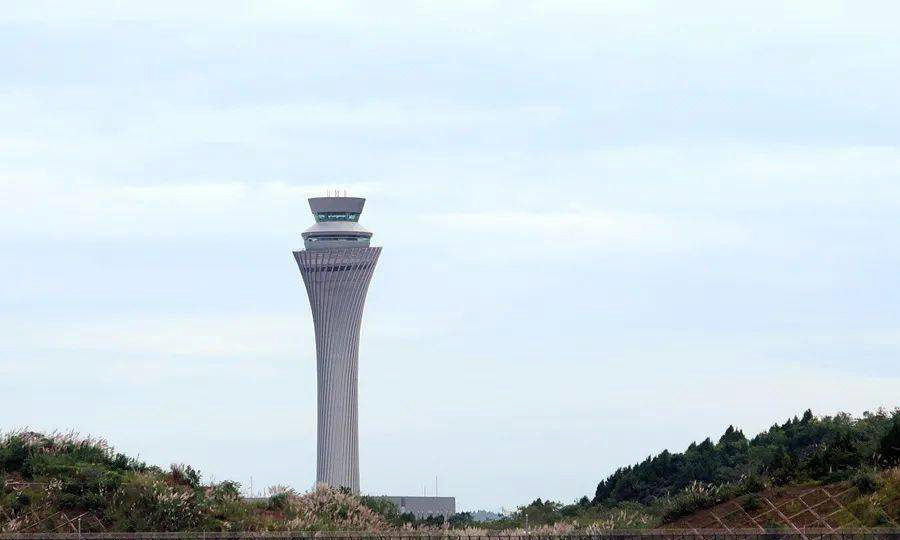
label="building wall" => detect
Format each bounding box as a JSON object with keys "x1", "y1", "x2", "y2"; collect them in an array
[{"x1": 377, "y1": 496, "x2": 456, "y2": 519}]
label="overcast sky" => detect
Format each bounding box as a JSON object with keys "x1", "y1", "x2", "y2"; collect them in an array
[{"x1": 2, "y1": 1, "x2": 899, "y2": 512}]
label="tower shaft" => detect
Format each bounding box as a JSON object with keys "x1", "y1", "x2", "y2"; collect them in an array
[{"x1": 294, "y1": 246, "x2": 380, "y2": 493}]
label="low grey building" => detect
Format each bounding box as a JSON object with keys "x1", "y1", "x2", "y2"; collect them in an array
[{"x1": 377, "y1": 495, "x2": 456, "y2": 519}]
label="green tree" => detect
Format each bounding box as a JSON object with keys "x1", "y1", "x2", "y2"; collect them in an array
[{"x1": 878, "y1": 417, "x2": 900, "y2": 466}]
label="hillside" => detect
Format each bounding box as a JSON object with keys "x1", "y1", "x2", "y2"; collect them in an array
[
  {"x1": 0, "y1": 431, "x2": 389, "y2": 532},
  {"x1": 478, "y1": 409, "x2": 900, "y2": 530},
  {"x1": 593, "y1": 409, "x2": 899, "y2": 509},
  {"x1": 2, "y1": 408, "x2": 899, "y2": 532},
  {"x1": 667, "y1": 473, "x2": 900, "y2": 531}
]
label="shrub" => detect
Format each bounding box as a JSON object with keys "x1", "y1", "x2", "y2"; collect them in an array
[
  {"x1": 657, "y1": 481, "x2": 720, "y2": 522},
  {"x1": 170, "y1": 464, "x2": 201, "y2": 488},
  {"x1": 448, "y1": 511, "x2": 475, "y2": 527},
  {"x1": 359, "y1": 495, "x2": 400, "y2": 522},
  {"x1": 110, "y1": 472, "x2": 207, "y2": 531},
  {"x1": 741, "y1": 494, "x2": 762, "y2": 512},
  {"x1": 279, "y1": 484, "x2": 389, "y2": 531},
  {"x1": 878, "y1": 418, "x2": 900, "y2": 466},
  {"x1": 269, "y1": 493, "x2": 291, "y2": 511},
  {"x1": 853, "y1": 471, "x2": 880, "y2": 494},
  {"x1": 846, "y1": 494, "x2": 893, "y2": 526},
  {"x1": 0, "y1": 436, "x2": 28, "y2": 474},
  {"x1": 739, "y1": 474, "x2": 767, "y2": 493}
]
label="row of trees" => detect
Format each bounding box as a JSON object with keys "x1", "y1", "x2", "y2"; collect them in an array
[
  {"x1": 473, "y1": 409, "x2": 899, "y2": 530},
  {"x1": 478, "y1": 409, "x2": 899, "y2": 530},
  {"x1": 593, "y1": 408, "x2": 899, "y2": 507}
]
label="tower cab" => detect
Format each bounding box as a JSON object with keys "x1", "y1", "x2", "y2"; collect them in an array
[{"x1": 302, "y1": 196, "x2": 373, "y2": 250}]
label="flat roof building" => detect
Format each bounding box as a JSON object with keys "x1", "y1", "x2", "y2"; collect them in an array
[{"x1": 376, "y1": 496, "x2": 456, "y2": 519}]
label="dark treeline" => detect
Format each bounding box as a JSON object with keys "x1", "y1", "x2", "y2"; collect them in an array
[
  {"x1": 593, "y1": 408, "x2": 900, "y2": 507},
  {"x1": 456, "y1": 408, "x2": 900, "y2": 531}
]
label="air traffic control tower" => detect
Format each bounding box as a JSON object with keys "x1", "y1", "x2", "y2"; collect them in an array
[{"x1": 293, "y1": 195, "x2": 381, "y2": 493}]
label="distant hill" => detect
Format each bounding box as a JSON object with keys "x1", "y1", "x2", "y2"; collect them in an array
[{"x1": 470, "y1": 510, "x2": 503, "y2": 522}]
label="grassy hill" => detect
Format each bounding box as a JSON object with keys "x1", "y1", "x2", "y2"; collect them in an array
[
  {"x1": 2, "y1": 408, "x2": 898, "y2": 532},
  {"x1": 593, "y1": 409, "x2": 899, "y2": 509},
  {"x1": 666, "y1": 473, "x2": 900, "y2": 530},
  {"x1": 477, "y1": 408, "x2": 900, "y2": 531},
  {"x1": 0, "y1": 431, "x2": 387, "y2": 532}
]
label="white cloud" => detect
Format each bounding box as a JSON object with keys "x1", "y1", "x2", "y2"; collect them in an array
[
  {"x1": 0, "y1": 88, "x2": 562, "y2": 154},
  {"x1": 0, "y1": 312, "x2": 308, "y2": 359},
  {"x1": 7, "y1": 141, "x2": 900, "y2": 247},
  {"x1": 424, "y1": 210, "x2": 747, "y2": 254},
  {"x1": 0, "y1": 310, "x2": 422, "y2": 376},
  {"x1": 0, "y1": 177, "x2": 380, "y2": 240},
  {"x1": 3, "y1": 1, "x2": 897, "y2": 43},
  {"x1": 563, "y1": 144, "x2": 900, "y2": 210}
]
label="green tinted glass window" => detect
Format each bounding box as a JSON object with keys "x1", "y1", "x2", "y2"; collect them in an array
[{"x1": 315, "y1": 212, "x2": 360, "y2": 222}]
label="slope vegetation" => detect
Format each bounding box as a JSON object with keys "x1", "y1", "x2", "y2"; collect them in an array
[
  {"x1": 0, "y1": 431, "x2": 385, "y2": 532},
  {"x1": 2, "y1": 408, "x2": 898, "y2": 532}
]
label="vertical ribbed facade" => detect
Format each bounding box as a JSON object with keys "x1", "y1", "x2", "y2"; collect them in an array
[{"x1": 293, "y1": 246, "x2": 381, "y2": 493}]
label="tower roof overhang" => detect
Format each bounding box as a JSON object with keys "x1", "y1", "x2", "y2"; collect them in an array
[{"x1": 309, "y1": 197, "x2": 366, "y2": 214}]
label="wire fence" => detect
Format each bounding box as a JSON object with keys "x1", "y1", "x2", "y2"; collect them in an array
[{"x1": 1, "y1": 531, "x2": 900, "y2": 540}]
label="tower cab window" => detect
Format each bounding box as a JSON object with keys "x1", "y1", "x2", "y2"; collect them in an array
[{"x1": 315, "y1": 212, "x2": 360, "y2": 222}]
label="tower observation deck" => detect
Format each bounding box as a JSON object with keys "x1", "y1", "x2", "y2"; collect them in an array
[{"x1": 293, "y1": 195, "x2": 381, "y2": 493}]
